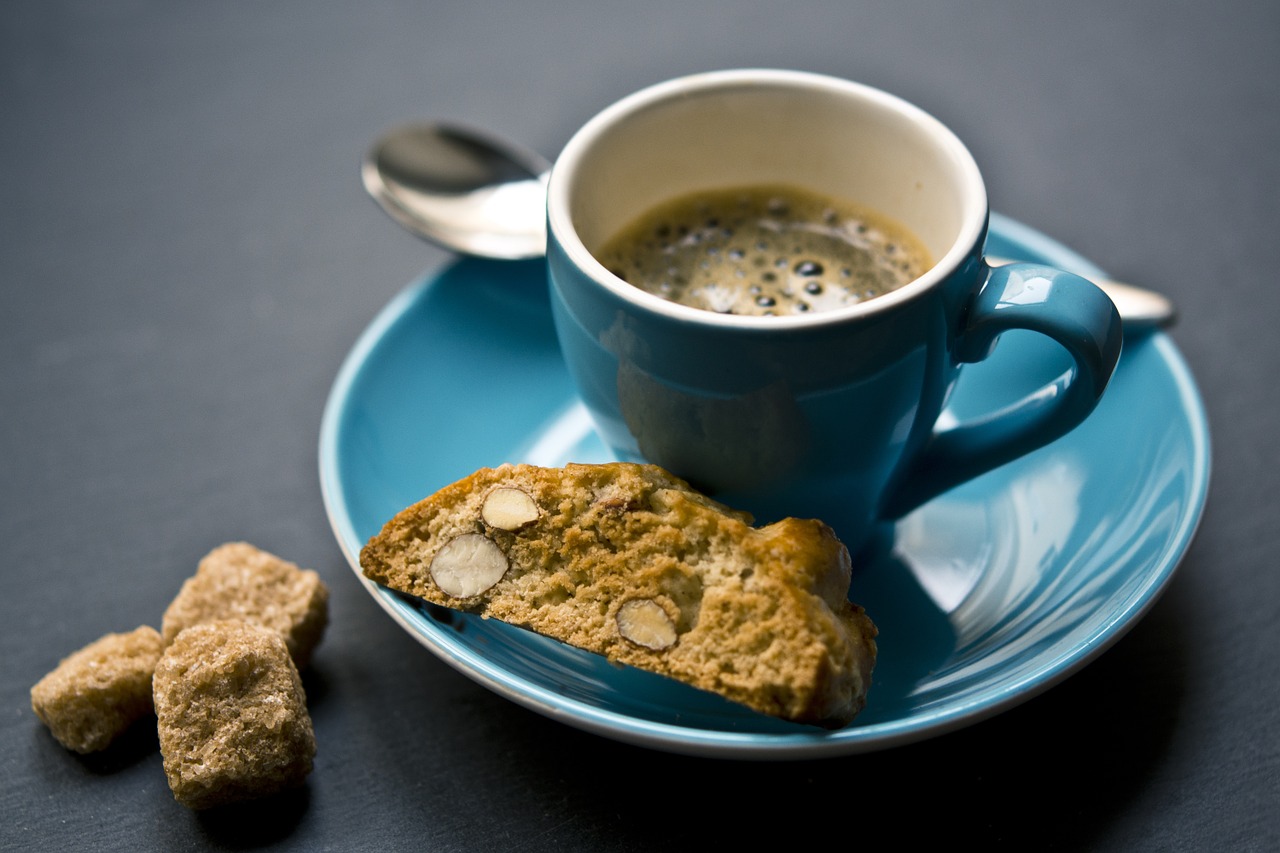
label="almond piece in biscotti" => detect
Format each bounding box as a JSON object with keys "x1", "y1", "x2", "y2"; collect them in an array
[
  {"x1": 429, "y1": 533, "x2": 509, "y2": 598},
  {"x1": 616, "y1": 598, "x2": 679, "y2": 650},
  {"x1": 481, "y1": 487, "x2": 541, "y2": 531}
]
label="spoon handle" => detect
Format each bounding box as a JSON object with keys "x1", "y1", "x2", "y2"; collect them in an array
[{"x1": 986, "y1": 256, "x2": 1176, "y2": 331}]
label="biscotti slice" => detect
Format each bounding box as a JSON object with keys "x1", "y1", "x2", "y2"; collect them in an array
[
  {"x1": 162, "y1": 542, "x2": 329, "y2": 669},
  {"x1": 154, "y1": 620, "x2": 315, "y2": 810},
  {"x1": 30, "y1": 626, "x2": 164, "y2": 753},
  {"x1": 360, "y1": 462, "x2": 877, "y2": 727}
]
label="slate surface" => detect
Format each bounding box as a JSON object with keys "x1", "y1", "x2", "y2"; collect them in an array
[{"x1": 3, "y1": 3, "x2": 1276, "y2": 850}]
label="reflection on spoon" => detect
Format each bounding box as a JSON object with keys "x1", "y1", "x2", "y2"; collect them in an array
[{"x1": 363, "y1": 121, "x2": 1176, "y2": 330}]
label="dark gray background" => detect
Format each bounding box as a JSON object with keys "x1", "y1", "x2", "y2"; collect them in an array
[{"x1": 3, "y1": 2, "x2": 1276, "y2": 850}]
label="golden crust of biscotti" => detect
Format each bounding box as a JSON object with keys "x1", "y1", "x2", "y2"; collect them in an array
[
  {"x1": 30, "y1": 626, "x2": 164, "y2": 753},
  {"x1": 153, "y1": 620, "x2": 315, "y2": 810},
  {"x1": 360, "y1": 462, "x2": 877, "y2": 727},
  {"x1": 161, "y1": 542, "x2": 329, "y2": 669}
]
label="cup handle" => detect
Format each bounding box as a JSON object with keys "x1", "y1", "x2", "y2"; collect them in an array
[{"x1": 879, "y1": 261, "x2": 1124, "y2": 519}]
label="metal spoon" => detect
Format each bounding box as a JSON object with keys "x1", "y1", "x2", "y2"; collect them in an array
[{"x1": 363, "y1": 122, "x2": 1175, "y2": 330}]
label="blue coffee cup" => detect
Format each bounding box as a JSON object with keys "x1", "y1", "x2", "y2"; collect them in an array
[{"x1": 546, "y1": 69, "x2": 1122, "y2": 552}]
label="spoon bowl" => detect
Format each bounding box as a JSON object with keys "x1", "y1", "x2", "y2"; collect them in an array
[
  {"x1": 363, "y1": 121, "x2": 1175, "y2": 330},
  {"x1": 363, "y1": 123, "x2": 550, "y2": 260}
]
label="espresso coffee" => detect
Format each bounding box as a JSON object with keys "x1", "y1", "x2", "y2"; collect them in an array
[{"x1": 595, "y1": 184, "x2": 932, "y2": 316}]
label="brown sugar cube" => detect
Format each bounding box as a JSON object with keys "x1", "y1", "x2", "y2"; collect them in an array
[
  {"x1": 162, "y1": 542, "x2": 328, "y2": 669},
  {"x1": 30, "y1": 625, "x2": 164, "y2": 753},
  {"x1": 153, "y1": 620, "x2": 315, "y2": 810}
]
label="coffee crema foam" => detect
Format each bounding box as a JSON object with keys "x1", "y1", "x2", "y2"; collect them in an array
[{"x1": 595, "y1": 184, "x2": 932, "y2": 317}]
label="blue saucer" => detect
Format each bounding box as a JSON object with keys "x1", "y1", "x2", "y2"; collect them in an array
[{"x1": 319, "y1": 214, "x2": 1210, "y2": 758}]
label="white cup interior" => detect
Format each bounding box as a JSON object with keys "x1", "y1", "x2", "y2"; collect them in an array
[{"x1": 550, "y1": 70, "x2": 986, "y2": 313}]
